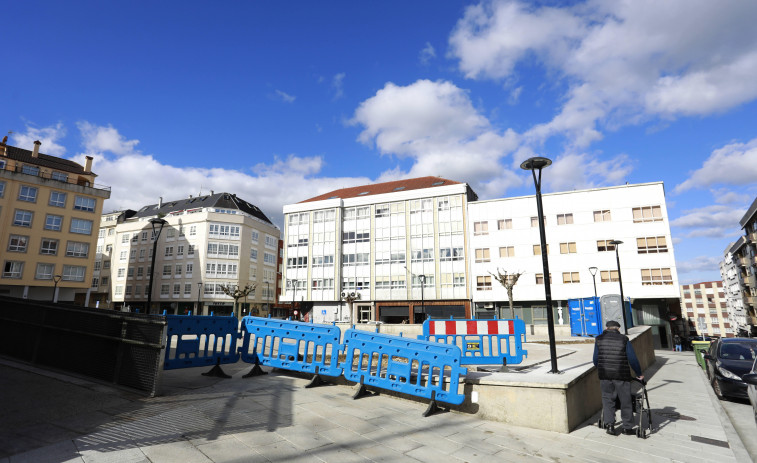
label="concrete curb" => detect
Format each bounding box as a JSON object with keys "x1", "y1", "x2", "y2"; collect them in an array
[{"x1": 697, "y1": 361, "x2": 751, "y2": 462}]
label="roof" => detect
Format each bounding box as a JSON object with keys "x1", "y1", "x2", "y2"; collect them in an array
[
  {"x1": 133, "y1": 192, "x2": 274, "y2": 225},
  {"x1": 739, "y1": 196, "x2": 757, "y2": 229},
  {"x1": 1, "y1": 143, "x2": 91, "y2": 175},
  {"x1": 300, "y1": 176, "x2": 464, "y2": 203}
]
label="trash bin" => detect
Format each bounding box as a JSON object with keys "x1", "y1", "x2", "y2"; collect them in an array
[{"x1": 692, "y1": 340, "x2": 711, "y2": 370}]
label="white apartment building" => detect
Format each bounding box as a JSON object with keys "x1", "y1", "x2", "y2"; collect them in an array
[
  {"x1": 92, "y1": 193, "x2": 280, "y2": 316},
  {"x1": 720, "y1": 238, "x2": 749, "y2": 336},
  {"x1": 468, "y1": 182, "x2": 680, "y2": 346},
  {"x1": 282, "y1": 177, "x2": 477, "y2": 323}
]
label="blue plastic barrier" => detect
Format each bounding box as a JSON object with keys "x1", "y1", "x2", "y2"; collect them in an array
[
  {"x1": 163, "y1": 314, "x2": 239, "y2": 371},
  {"x1": 239, "y1": 316, "x2": 343, "y2": 379},
  {"x1": 342, "y1": 329, "x2": 467, "y2": 410},
  {"x1": 418, "y1": 318, "x2": 527, "y2": 366}
]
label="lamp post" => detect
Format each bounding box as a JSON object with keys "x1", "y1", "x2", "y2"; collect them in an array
[
  {"x1": 146, "y1": 217, "x2": 167, "y2": 314},
  {"x1": 589, "y1": 266, "x2": 598, "y2": 299},
  {"x1": 609, "y1": 240, "x2": 628, "y2": 333},
  {"x1": 419, "y1": 274, "x2": 426, "y2": 322},
  {"x1": 52, "y1": 274, "x2": 62, "y2": 303},
  {"x1": 266, "y1": 281, "x2": 270, "y2": 315},
  {"x1": 291, "y1": 279, "x2": 298, "y2": 319},
  {"x1": 197, "y1": 281, "x2": 203, "y2": 315},
  {"x1": 521, "y1": 156, "x2": 559, "y2": 374}
]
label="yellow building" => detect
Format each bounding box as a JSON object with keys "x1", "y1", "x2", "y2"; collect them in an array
[{"x1": 0, "y1": 139, "x2": 111, "y2": 302}]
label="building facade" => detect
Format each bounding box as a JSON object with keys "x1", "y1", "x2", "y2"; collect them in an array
[
  {"x1": 93, "y1": 193, "x2": 280, "y2": 316},
  {"x1": 0, "y1": 140, "x2": 110, "y2": 302},
  {"x1": 680, "y1": 281, "x2": 733, "y2": 338},
  {"x1": 734, "y1": 197, "x2": 757, "y2": 335},
  {"x1": 720, "y1": 238, "x2": 750, "y2": 336},
  {"x1": 469, "y1": 182, "x2": 681, "y2": 347},
  {"x1": 282, "y1": 177, "x2": 477, "y2": 323}
]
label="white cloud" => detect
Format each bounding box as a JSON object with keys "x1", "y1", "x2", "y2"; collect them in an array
[
  {"x1": 11, "y1": 122, "x2": 67, "y2": 156},
  {"x1": 675, "y1": 255, "x2": 722, "y2": 275},
  {"x1": 543, "y1": 152, "x2": 634, "y2": 192},
  {"x1": 449, "y1": 0, "x2": 757, "y2": 147},
  {"x1": 670, "y1": 204, "x2": 746, "y2": 238},
  {"x1": 675, "y1": 137, "x2": 757, "y2": 193},
  {"x1": 77, "y1": 121, "x2": 140, "y2": 155},
  {"x1": 274, "y1": 90, "x2": 296, "y2": 103},
  {"x1": 419, "y1": 42, "x2": 436, "y2": 65},
  {"x1": 351, "y1": 79, "x2": 521, "y2": 197},
  {"x1": 332, "y1": 73, "x2": 345, "y2": 100}
]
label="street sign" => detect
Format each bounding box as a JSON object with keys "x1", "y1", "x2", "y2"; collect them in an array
[
  {"x1": 294, "y1": 310, "x2": 299, "y2": 315},
  {"x1": 321, "y1": 309, "x2": 327, "y2": 315}
]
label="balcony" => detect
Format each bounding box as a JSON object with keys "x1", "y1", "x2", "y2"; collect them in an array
[
  {"x1": 0, "y1": 161, "x2": 111, "y2": 196},
  {"x1": 749, "y1": 231, "x2": 757, "y2": 243},
  {"x1": 739, "y1": 256, "x2": 750, "y2": 267}
]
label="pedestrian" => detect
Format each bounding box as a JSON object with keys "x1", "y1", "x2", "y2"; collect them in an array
[
  {"x1": 593, "y1": 320, "x2": 644, "y2": 436},
  {"x1": 673, "y1": 334, "x2": 682, "y2": 352}
]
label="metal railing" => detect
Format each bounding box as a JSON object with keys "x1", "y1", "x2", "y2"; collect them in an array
[{"x1": 0, "y1": 161, "x2": 111, "y2": 193}]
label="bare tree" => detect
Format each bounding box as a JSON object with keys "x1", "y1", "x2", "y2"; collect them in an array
[
  {"x1": 490, "y1": 269, "x2": 524, "y2": 318},
  {"x1": 219, "y1": 283, "x2": 256, "y2": 319}
]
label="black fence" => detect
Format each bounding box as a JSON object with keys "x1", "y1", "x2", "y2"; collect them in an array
[{"x1": 0, "y1": 296, "x2": 166, "y2": 396}]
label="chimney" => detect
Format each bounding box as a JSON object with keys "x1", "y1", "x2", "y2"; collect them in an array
[
  {"x1": 32, "y1": 140, "x2": 41, "y2": 158},
  {"x1": 189, "y1": 194, "x2": 193, "y2": 199},
  {"x1": 211, "y1": 190, "x2": 214, "y2": 195},
  {"x1": 159, "y1": 197, "x2": 163, "y2": 208},
  {"x1": 84, "y1": 156, "x2": 93, "y2": 172}
]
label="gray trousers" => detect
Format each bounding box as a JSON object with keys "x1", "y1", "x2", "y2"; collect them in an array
[{"x1": 600, "y1": 379, "x2": 634, "y2": 429}]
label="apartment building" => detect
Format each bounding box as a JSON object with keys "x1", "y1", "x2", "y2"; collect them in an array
[
  {"x1": 734, "y1": 197, "x2": 757, "y2": 335},
  {"x1": 468, "y1": 182, "x2": 680, "y2": 346},
  {"x1": 282, "y1": 177, "x2": 477, "y2": 323},
  {"x1": 0, "y1": 139, "x2": 110, "y2": 302},
  {"x1": 93, "y1": 193, "x2": 280, "y2": 316},
  {"x1": 720, "y1": 238, "x2": 750, "y2": 336},
  {"x1": 680, "y1": 281, "x2": 732, "y2": 338}
]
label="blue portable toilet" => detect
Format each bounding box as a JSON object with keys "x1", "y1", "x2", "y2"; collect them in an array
[{"x1": 568, "y1": 297, "x2": 602, "y2": 337}]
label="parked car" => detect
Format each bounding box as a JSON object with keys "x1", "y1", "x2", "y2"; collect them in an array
[
  {"x1": 743, "y1": 357, "x2": 757, "y2": 424},
  {"x1": 703, "y1": 337, "x2": 757, "y2": 400}
]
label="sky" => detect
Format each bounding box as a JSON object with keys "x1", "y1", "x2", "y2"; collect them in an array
[{"x1": 3, "y1": 0, "x2": 757, "y2": 285}]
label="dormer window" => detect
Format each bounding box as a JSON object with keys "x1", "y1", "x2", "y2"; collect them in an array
[{"x1": 432, "y1": 181, "x2": 444, "y2": 186}]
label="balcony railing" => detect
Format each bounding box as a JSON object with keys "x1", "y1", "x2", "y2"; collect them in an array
[{"x1": 0, "y1": 160, "x2": 111, "y2": 193}]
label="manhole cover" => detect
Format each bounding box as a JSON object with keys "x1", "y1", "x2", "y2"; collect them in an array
[{"x1": 654, "y1": 411, "x2": 696, "y2": 421}]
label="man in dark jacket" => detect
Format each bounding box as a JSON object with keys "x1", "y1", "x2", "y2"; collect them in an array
[{"x1": 593, "y1": 320, "x2": 644, "y2": 435}]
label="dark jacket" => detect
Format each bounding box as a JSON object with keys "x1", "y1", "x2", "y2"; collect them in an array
[{"x1": 593, "y1": 329, "x2": 641, "y2": 380}]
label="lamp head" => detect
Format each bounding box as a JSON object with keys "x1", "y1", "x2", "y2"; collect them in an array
[
  {"x1": 520, "y1": 156, "x2": 552, "y2": 170},
  {"x1": 588, "y1": 267, "x2": 598, "y2": 276},
  {"x1": 609, "y1": 240, "x2": 623, "y2": 246}
]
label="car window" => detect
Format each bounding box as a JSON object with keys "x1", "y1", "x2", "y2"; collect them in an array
[{"x1": 719, "y1": 342, "x2": 757, "y2": 361}]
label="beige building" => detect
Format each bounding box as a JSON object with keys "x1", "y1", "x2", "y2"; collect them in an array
[
  {"x1": 735, "y1": 197, "x2": 757, "y2": 335},
  {"x1": 93, "y1": 193, "x2": 280, "y2": 316},
  {"x1": 0, "y1": 139, "x2": 110, "y2": 302},
  {"x1": 680, "y1": 281, "x2": 732, "y2": 338}
]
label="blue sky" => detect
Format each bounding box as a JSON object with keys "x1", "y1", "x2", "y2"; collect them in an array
[{"x1": 3, "y1": 1, "x2": 757, "y2": 285}]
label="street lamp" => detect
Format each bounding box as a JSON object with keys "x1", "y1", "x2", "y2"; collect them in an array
[
  {"x1": 419, "y1": 274, "x2": 426, "y2": 322},
  {"x1": 589, "y1": 266, "x2": 598, "y2": 300},
  {"x1": 197, "y1": 281, "x2": 203, "y2": 315},
  {"x1": 52, "y1": 274, "x2": 62, "y2": 303},
  {"x1": 266, "y1": 280, "x2": 271, "y2": 316},
  {"x1": 609, "y1": 240, "x2": 628, "y2": 333},
  {"x1": 146, "y1": 217, "x2": 168, "y2": 314},
  {"x1": 291, "y1": 279, "x2": 298, "y2": 319},
  {"x1": 520, "y1": 156, "x2": 559, "y2": 374}
]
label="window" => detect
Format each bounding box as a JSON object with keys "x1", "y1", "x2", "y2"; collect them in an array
[
  {"x1": 122, "y1": 234, "x2": 130, "y2": 244},
  {"x1": 98, "y1": 229, "x2": 105, "y2": 238},
  {"x1": 125, "y1": 285, "x2": 133, "y2": 296},
  {"x1": 209, "y1": 223, "x2": 241, "y2": 238},
  {"x1": 129, "y1": 249, "x2": 136, "y2": 260},
  {"x1": 311, "y1": 255, "x2": 334, "y2": 266},
  {"x1": 533, "y1": 244, "x2": 549, "y2": 255},
  {"x1": 562, "y1": 272, "x2": 580, "y2": 283},
  {"x1": 163, "y1": 265, "x2": 172, "y2": 276},
  {"x1": 74, "y1": 196, "x2": 96, "y2": 212},
  {"x1": 641, "y1": 268, "x2": 673, "y2": 285},
  {"x1": 141, "y1": 231, "x2": 148, "y2": 242},
  {"x1": 264, "y1": 252, "x2": 276, "y2": 265},
  {"x1": 497, "y1": 219, "x2": 512, "y2": 230},
  {"x1": 137, "y1": 267, "x2": 144, "y2": 278},
  {"x1": 164, "y1": 246, "x2": 174, "y2": 257},
  {"x1": 175, "y1": 264, "x2": 182, "y2": 276},
  {"x1": 70, "y1": 218, "x2": 93, "y2": 235},
  {"x1": 177, "y1": 245, "x2": 184, "y2": 256},
  {"x1": 8, "y1": 235, "x2": 28, "y2": 252},
  {"x1": 535, "y1": 273, "x2": 552, "y2": 284},
  {"x1": 117, "y1": 268, "x2": 126, "y2": 278},
  {"x1": 342, "y1": 253, "x2": 370, "y2": 266},
  {"x1": 251, "y1": 230, "x2": 259, "y2": 242},
  {"x1": 119, "y1": 250, "x2": 127, "y2": 261},
  {"x1": 51, "y1": 171, "x2": 68, "y2": 182},
  {"x1": 160, "y1": 284, "x2": 169, "y2": 296},
  {"x1": 475, "y1": 248, "x2": 491, "y2": 263},
  {"x1": 173, "y1": 283, "x2": 181, "y2": 296},
  {"x1": 3, "y1": 261, "x2": 24, "y2": 278},
  {"x1": 439, "y1": 247, "x2": 464, "y2": 261},
  {"x1": 21, "y1": 165, "x2": 40, "y2": 176},
  {"x1": 531, "y1": 216, "x2": 546, "y2": 228},
  {"x1": 49, "y1": 191, "x2": 67, "y2": 207},
  {"x1": 18, "y1": 183, "x2": 41, "y2": 204},
  {"x1": 91, "y1": 277, "x2": 99, "y2": 288},
  {"x1": 189, "y1": 225, "x2": 197, "y2": 236},
  {"x1": 65, "y1": 242, "x2": 89, "y2": 258},
  {"x1": 250, "y1": 249, "x2": 258, "y2": 261},
  {"x1": 166, "y1": 229, "x2": 175, "y2": 239},
  {"x1": 103, "y1": 260, "x2": 111, "y2": 269},
  {"x1": 187, "y1": 244, "x2": 195, "y2": 256},
  {"x1": 637, "y1": 236, "x2": 668, "y2": 254},
  {"x1": 477, "y1": 276, "x2": 492, "y2": 291},
  {"x1": 94, "y1": 261, "x2": 101, "y2": 271},
  {"x1": 473, "y1": 221, "x2": 489, "y2": 235},
  {"x1": 13, "y1": 210, "x2": 33, "y2": 227},
  {"x1": 594, "y1": 210, "x2": 611, "y2": 222},
  {"x1": 62, "y1": 265, "x2": 86, "y2": 281},
  {"x1": 556, "y1": 213, "x2": 573, "y2": 225},
  {"x1": 499, "y1": 246, "x2": 515, "y2": 258},
  {"x1": 265, "y1": 235, "x2": 277, "y2": 248},
  {"x1": 559, "y1": 242, "x2": 577, "y2": 254},
  {"x1": 184, "y1": 283, "x2": 192, "y2": 295},
  {"x1": 600, "y1": 270, "x2": 619, "y2": 282},
  {"x1": 0, "y1": 181, "x2": 4, "y2": 197},
  {"x1": 632, "y1": 206, "x2": 663, "y2": 223},
  {"x1": 596, "y1": 240, "x2": 616, "y2": 252},
  {"x1": 186, "y1": 263, "x2": 193, "y2": 274},
  {"x1": 101, "y1": 276, "x2": 109, "y2": 286},
  {"x1": 35, "y1": 263, "x2": 54, "y2": 280}
]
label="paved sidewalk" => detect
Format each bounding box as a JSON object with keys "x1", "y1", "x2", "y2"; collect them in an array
[{"x1": 1, "y1": 350, "x2": 750, "y2": 462}]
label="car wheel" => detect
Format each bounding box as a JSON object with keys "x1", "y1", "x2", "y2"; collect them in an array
[{"x1": 711, "y1": 377, "x2": 723, "y2": 399}]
